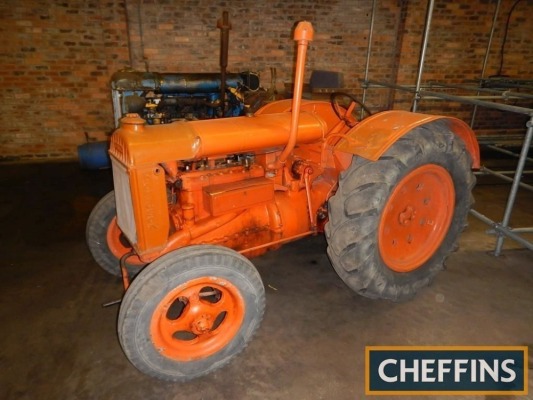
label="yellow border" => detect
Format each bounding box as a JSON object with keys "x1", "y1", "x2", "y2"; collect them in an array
[{"x1": 365, "y1": 345, "x2": 528, "y2": 396}]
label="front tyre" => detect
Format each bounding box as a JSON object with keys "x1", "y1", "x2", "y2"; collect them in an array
[
  {"x1": 86, "y1": 191, "x2": 145, "y2": 277},
  {"x1": 118, "y1": 245, "x2": 265, "y2": 381},
  {"x1": 325, "y1": 121, "x2": 475, "y2": 301}
]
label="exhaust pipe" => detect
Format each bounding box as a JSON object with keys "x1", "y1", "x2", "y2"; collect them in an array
[{"x1": 274, "y1": 21, "x2": 314, "y2": 169}]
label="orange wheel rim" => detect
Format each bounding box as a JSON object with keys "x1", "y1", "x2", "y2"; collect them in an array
[
  {"x1": 106, "y1": 217, "x2": 143, "y2": 265},
  {"x1": 150, "y1": 277, "x2": 245, "y2": 361},
  {"x1": 378, "y1": 164, "x2": 455, "y2": 272}
]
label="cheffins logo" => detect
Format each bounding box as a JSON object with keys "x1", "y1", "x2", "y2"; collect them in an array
[{"x1": 366, "y1": 346, "x2": 528, "y2": 395}]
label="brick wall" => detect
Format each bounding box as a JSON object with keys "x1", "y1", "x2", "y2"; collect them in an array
[
  {"x1": 0, "y1": 0, "x2": 130, "y2": 161},
  {"x1": 124, "y1": 1, "x2": 401, "y2": 97},
  {"x1": 1, "y1": 0, "x2": 531, "y2": 162}
]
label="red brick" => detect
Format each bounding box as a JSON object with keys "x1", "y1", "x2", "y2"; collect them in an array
[{"x1": 1, "y1": 0, "x2": 531, "y2": 161}]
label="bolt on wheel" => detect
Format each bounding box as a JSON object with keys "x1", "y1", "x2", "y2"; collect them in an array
[
  {"x1": 151, "y1": 277, "x2": 245, "y2": 361},
  {"x1": 325, "y1": 122, "x2": 475, "y2": 301},
  {"x1": 379, "y1": 164, "x2": 455, "y2": 272}
]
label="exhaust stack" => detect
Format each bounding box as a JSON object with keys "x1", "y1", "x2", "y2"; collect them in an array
[{"x1": 274, "y1": 21, "x2": 314, "y2": 169}]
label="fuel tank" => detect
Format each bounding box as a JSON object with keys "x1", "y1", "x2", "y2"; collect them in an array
[{"x1": 109, "y1": 105, "x2": 330, "y2": 166}]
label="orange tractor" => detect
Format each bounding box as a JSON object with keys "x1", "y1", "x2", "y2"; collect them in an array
[{"x1": 87, "y1": 21, "x2": 479, "y2": 381}]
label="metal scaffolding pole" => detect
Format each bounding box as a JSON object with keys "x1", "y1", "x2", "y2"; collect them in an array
[
  {"x1": 359, "y1": 0, "x2": 533, "y2": 256},
  {"x1": 485, "y1": 144, "x2": 533, "y2": 164},
  {"x1": 428, "y1": 81, "x2": 533, "y2": 100},
  {"x1": 412, "y1": 0, "x2": 435, "y2": 112},
  {"x1": 471, "y1": 0, "x2": 501, "y2": 127},
  {"x1": 480, "y1": 167, "x2": 533, "y2": 192},
  {"x1": 417, "y1": 89, "x2": 533, "y2": 115},
  {"x1": 470, "y1": 209, "x2": 533, "y2": 251},
  {"x1": 494, "y1": 117, "x2": 533, "y2": 255}
]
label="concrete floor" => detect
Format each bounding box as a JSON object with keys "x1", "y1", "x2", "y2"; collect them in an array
[{"x1": 0, "y1": 161, "x2": 531, "y2": 400}]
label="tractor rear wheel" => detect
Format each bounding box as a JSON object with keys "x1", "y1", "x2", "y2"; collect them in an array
[
  {"x1": 117, "y1": 245, "x2": 265, "y2": 381},
  {"x1": 325, "y1": 122, "x2": 475, "y2": 301},
  {"x1": 86, "y1": 191, "x2": 145, "y2": 277}
]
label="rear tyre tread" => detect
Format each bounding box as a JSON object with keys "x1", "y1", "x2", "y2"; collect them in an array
[{"x1": 326, "y1": 123, "x2": 475, "y2": 301}]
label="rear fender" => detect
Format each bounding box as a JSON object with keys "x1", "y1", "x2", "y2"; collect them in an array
[{"x1": 334, "y1": 110, "x2": 480, "y2": 169}]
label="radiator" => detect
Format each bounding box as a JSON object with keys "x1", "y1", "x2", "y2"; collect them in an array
[{"x1": 111, "y1": 158, "x2": 137, "y2": 245}]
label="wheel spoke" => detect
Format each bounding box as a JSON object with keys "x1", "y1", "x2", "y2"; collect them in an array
[
  {"x1": 159, "y1": 312, "x2": 191, "y2": 337},
  {"x1": 184, "y1": 291, "x2": 203, "y2": 312},
  {"x1": 202, "y1": 291, "x2": 231, "y2": 316},
  {"x1": 158, "y1": 301, "x2": 196, "y2": 335}
]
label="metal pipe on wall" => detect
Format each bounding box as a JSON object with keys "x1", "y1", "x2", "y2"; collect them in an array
[
  {"x1": 124, "y1": 0, "x2": 147, "y2": 71},
  {"x1": 217, "y1": 11, "x2": 231, "y2": 116},
  {"x1": 471, "y1": 0, "x2": 502, "y2": 127},
  {"x1": 124, "y1": 0, "x2": 134, "y2": 68},
  {"x1": 361, "y1": 0, "x2": 377, "y2": 120},
  {"x1": 387, "y1": 0, "x2": 410, "y2": 110},
  {"x1": 412, "y1": 0, "x2": 435, "y2": 112},
  {"x1": 480, "y1": 0, "x2": 502, "y2": 81},
  {"x1": 137, "y1": 0, "x2": 148, "y2": 71}
]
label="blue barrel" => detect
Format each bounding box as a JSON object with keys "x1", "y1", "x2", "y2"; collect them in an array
[{"x1": 77, "y1": 141, "x2": 111, "y2": 170}]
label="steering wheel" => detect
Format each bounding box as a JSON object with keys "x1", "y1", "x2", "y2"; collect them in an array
[{"x1": 330, "y1": 92, "x2": 372, "y2": 127}]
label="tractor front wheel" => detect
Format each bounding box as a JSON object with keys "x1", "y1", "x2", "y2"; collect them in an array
[
  {"x1": 325, "y1": 122, "x2": 475, "y2": 301},
  {"x1": 86, "y1": 191, "x2": 145, "y2": 277},
  {"x1": 117, "y1": 245, "x2": 265, "y2": 381}
]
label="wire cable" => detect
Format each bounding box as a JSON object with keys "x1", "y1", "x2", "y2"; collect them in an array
[{"x1": 496, "y1": 0, "x2": 524, "y2": 77}]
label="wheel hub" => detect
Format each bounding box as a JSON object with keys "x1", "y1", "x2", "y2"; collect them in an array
[
  {"x1": 150, "y1": 277, "x2": 245, "y2": 361},
  {"x1": 192, "y1": 314, "x2": 214, "y2": 334},
  {"x1": 398, "y1": 206, "x2": 416, "y2": 226},
  {"x1": 106, "y1": 217, "x2": 144, "y2": 265}
]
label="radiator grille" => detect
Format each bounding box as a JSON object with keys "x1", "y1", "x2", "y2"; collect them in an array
[{"x1": 111, "y1": 158, "x2": 137, "y2": 245}]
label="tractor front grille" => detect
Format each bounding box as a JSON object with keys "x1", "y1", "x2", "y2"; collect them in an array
[{"x1": 111, "y1": 158, "x2": 137, "y2": 246}]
